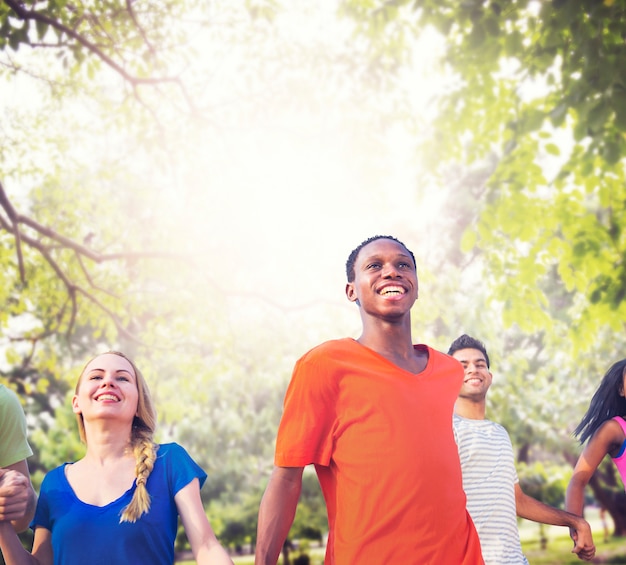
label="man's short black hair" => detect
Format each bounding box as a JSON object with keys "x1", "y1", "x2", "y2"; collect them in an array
[
  {"x1": 448, "y1": 334, "x2": 490, "y2": 368},
  {"x1": 345, "y1": 235, "x2": 416, "y2": 282}
]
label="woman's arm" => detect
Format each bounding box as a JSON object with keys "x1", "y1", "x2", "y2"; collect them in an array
[
  {"x1": 566, "y1": 421, "x2": 621, "y2": 517},
  {"x1": 0, "y1": 523, "x2": 52, "y2": 565},
  {"x1": 175, "y1": 478, "x2": 233, "y2": 565}
]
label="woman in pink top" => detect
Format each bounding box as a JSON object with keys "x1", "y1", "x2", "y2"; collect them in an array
[{"x1": 566, "y1": 359, "x2": 626, "y2": 519}]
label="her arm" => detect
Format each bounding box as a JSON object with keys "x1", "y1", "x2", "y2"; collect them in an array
[
  {"x1": 565, "y1": 422, "x2": 619, "y2": 517},
  {"x1": 0, "y1": 523, "x2": 53, "y2": 565},
  {"x1": 175, "y1": 478, "x2": 233, "y2": 565}
]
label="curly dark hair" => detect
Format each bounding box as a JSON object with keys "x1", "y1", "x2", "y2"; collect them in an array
[{"x1": 345, "y1": 235, "x2": 416, "y2": 282}]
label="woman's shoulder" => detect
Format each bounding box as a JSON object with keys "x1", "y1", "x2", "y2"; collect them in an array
[
  {"x1": 156, "y1": 442, "x2": 188, "y2": 457},
  {"x1": 40, "y1": 463, "x2": 70, "y2": 489},
  {"x1": 593, "y1": 418, "x2": 626, "y2": 446}
]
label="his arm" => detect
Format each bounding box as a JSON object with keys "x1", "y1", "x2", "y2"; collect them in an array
[
  {"x1": 515, "y1": 483, "x2": 595, "y2": 561},
  {"x1": 255, "y1": 466, "x2": 304, "y2": 565},
  {"x1": 0, "y1": 463, "x2": 36, "y2": 533}
]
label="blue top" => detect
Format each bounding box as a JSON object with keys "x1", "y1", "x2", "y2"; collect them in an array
[{"x1": 33, "y1": 443, "x2": 207, "y2": 565}]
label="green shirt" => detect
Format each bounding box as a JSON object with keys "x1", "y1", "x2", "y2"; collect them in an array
[{"x1": 0, "y1": 384, "x2": 32, "y2": 467}]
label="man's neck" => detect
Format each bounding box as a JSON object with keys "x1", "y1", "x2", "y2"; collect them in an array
[
  {"x1": 357, "y1": 323, "x2": 428, "y2": 375},
  {"x1": 454, "y1": 398, "x2": 486, "y2": 420}
]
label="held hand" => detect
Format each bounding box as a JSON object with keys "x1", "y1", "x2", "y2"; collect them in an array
[
  {"x1": 0, "y1": 468, "x2": 31, "y2": 523},
  {"x1": 570, "y1": 520, "x2": 596, "y2": 562}
]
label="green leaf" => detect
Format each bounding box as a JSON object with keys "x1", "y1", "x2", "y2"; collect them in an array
[
  {"x1": 36, "y1": 19, "x2": 48, "y2": 40},
  {"x1": 587, "y1": 101, "x2": 611, "y2": 134},
  {"x1": 460, "y1": 227, "x2": 478, "y2": 252},
  {"x1": 549, "y1": 103, "x2": 568, "y2": 127},
  {"x1": 544, "y1": 143, "x2": 560, "y2": 156},
  {"x1": 601, "y1": 139, "x2": 622, "y2": 165}
]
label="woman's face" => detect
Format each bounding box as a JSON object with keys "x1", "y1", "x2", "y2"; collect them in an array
[{"x1": 72, "y1": 353, "x2": 139, "y2": 424}]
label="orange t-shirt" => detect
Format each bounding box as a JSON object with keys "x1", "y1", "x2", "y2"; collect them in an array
[{"x1": 275, "y1": 338, "x2": 483, "y2": 565}]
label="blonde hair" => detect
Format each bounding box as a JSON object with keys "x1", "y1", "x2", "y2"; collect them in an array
[{"x1": 75, "y1": 351, "x2": 158, "y2": 523}]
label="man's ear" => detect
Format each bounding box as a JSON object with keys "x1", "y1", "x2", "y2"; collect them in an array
[{"x1": 346, "y1": 282, "x2": 359, "y2": 305}]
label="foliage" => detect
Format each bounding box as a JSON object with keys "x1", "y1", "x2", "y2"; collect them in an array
[
  {"x1": 0, "y1": 0, "x2": 195, "y2": 113},
  {"x1": 341, "y1": 0, "x2": 626, "y2": 353},
  {"x1": 291, "y1": 471, "x2": 326, "y2": 543},
  {"x1": 1, "y1": 0, "x2": 407, "y2": 548},
  {"x1": 8, "y1": 0, "x2": 626, "y2": 550},
  {"x1": 518, "y1": 461, "x2": 570, "y2": 507},
  {"x1": 341, "y1": 0, "x2": 626, "y2": 521}
]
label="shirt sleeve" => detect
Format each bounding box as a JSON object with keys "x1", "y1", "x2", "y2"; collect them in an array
[
  {"x1": 275, "y1": 346, "x2": 338, "y2": 467},
  {"x1": 0, "y1": 386, "x2": 33, "y2": 467},
  {"x1": 162, "y1": 443, "x2": 207, "y2": 494}
]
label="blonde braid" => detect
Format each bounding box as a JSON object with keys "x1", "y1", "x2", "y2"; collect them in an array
[{"x1": 120, "y1": 433, "x2": 158, "y2": 523}]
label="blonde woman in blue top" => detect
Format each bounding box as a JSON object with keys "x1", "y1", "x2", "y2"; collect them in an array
[{"x1": 0, "y1": 351, "x2": 233, "y2": 565}]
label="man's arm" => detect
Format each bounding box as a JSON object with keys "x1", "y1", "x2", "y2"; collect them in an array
[
  {"x1": 255, "y1": 466, "x2": 304, "y2": 565},
  {"x1": 515, "y1": 483, "x2": 595, "y2": 561}
]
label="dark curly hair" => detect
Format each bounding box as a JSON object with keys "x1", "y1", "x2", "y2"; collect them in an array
[{"x1": 345, "y1": 235, "x2": 416, "y2": 282}]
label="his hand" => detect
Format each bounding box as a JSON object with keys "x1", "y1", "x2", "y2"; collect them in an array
[
  {"x1": 0, "y1": 468, "x2": 31, "y2": 523},
  {"x1": 570, "y1": 520, "x2": 596, "y2": 562}
]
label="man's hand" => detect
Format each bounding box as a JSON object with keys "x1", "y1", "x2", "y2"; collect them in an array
[
  {"x1": 0, "y1": 468, "x2": 32, "y2": 523},
  {"x1": 570, "y1": 518, "x2": 596, "y2": 562}
]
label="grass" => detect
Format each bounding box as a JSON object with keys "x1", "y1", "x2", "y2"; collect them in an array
[
  {"x1": 177, "y1": 507, "x2": 626, "y2": 564},
  {"x1": 519, "y1": 506, "x2": 626, "y2": 564}
]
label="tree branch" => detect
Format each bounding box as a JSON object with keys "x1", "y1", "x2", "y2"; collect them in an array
[
  {"x1": 2, "y1": 0, "x2": 196, "y2": 112},
  {"x1": 0, "y1": 182, "x2": 190, "y2": 346},
  {"x1": 0, "y1": 184, "x2": 26, "y2": 283}
]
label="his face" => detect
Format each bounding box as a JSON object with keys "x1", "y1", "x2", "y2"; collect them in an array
[
  {"x1": 345, "y1": 238, "x2": 418, "y2": 318},
  {"x1": 452, "y1": 348, "x2": 493, "y2": 401}
]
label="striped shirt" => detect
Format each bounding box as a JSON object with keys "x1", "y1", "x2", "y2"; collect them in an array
[{"x1": 454, "y1": 414, "x2": 529, "y2": 565}]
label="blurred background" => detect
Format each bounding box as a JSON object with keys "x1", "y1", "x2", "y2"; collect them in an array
[{"x1": 1, "y1": 0, "x2": 626, "y2": 561}]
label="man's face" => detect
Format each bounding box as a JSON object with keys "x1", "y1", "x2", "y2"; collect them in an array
[
  {"x1": 452, "y1": 348, "x2": 493, "y2": 401},
  {"x1": 345, "y1": 238, "x2": 418, "y2": 318}
]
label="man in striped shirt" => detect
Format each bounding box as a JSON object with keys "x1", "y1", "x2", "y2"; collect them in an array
[{"x1": 448, "y1": 334, "x2": 595, "y2": 564}]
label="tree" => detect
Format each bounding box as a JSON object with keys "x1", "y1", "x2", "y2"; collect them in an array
[
  {"x1": 0, "y1": 0, "x2": 199, "y2": 115},
  {"x1": 2, "y1": 3, "x2": 430, "y2": 555},
  {"x1": 342, "y1": 0, "x2": 626, "y2": 536},
  {"x1": 342, "y1": 0, "x2": 626, "y2": 350}
]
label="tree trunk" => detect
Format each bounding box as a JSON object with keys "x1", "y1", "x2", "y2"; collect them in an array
[{"x1": 282, "y1": 540, "x2": 292, "y2": 565}]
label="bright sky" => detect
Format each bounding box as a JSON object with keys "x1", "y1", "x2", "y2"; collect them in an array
[
  {"x1": 0, "y1": 1, "x2": 453, "y2": 343},
  {"x1": 174, "y1": 2, "x2": 451, "y2": 307}
]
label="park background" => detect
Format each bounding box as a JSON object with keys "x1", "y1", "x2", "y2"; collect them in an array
[{"x1": 1, "y1": 0, "x2": 626, "y2": 562}]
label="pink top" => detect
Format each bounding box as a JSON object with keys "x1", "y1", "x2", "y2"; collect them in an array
[{"x1": 611, "y1": 416, "x2": 626, "y2": 489}]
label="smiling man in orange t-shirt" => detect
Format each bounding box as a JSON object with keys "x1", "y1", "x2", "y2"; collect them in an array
[{"x1": 255, "y1": 235, "x2": 483, "y2": 565}]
